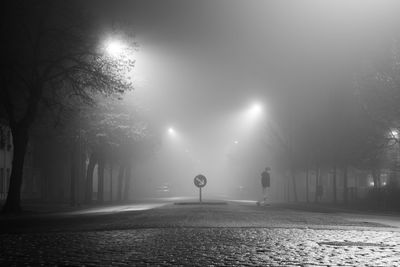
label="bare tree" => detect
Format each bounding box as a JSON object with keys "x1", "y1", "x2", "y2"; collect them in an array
[{"x1": 1, "y1": 0, "x2": 135, "y2": 212}]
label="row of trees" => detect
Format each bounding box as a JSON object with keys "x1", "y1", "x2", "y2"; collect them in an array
[
  {"x1": 265, "y1": 44, "x2": 400, "y2": 206},
  {"x1": 32, "y1": 95, "x2": 159, "y2": 206},
  {"x1": 78, "y1": 97, "x2": 158, "y2": 205},
  {"x1": 1, "y1": 0, "x2": 149, "y2": 213}
]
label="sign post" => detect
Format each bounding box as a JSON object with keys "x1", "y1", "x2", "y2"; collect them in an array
[
  {"x1": 194, "y1": 174, "x2": 207, "y2": 203},
  {"x1": 200, "y1": 187, "x2": 202, "y2": 203}
]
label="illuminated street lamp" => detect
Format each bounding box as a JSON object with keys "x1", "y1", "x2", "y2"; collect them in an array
[
  {"x1": 104, "y1": 38, "x2": 126, "y2": 58},
  {"x1": 168, "y1": 127, "x2": 175, "y2": 135},
  {"x1": 391, "y1": 129, "x2": 399, "y2": 139},
  {"x1": 247, "y1": 103, "x2": 263, "y2": 118},
  {"x1": 167, "y1": 127, "x2": 180, "y2": 140}
]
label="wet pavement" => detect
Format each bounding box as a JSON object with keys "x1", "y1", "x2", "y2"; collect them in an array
[{"x1": 0, "y1": 202, "x2": 399, "y2": 266}]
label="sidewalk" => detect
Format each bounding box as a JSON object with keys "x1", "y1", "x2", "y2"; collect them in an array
[
  {"x1": 0, "y1": 200, "x2": 167, "y2": 219},
  {"x1": 278, "y1": 202, "x2": 400, "y2": 229},
  {"x1": 277, "y1": 201, "x2": 400, "y2": 215}
]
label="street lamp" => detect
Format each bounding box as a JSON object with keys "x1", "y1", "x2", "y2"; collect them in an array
[
  {"x1": 391, "y1": 129, "x2": 399, "y2": 139},
  {"x1": 247, "y1": 103, "x2": 263, "y2": 118},
  {"x1": 104, "y1": 39, "x2": 126, "y2": 58},
  {"x1": 101, "y1": 36, "x2": 136, "y2": 84},
  {"x1": 168, "y1": 127, "x2": 175, "y2": 136}
]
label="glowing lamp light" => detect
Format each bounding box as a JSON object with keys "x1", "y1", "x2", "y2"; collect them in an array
[
  {"x1": 248, "y1": 103, "x2": 263, "y2": 118},
  {"x1": 168, "y1": 127, "x2": 175, "y2": 135},
  {"x1": 234, "y1": 140, "x2": 239, "y2": 144},
  {"x1": 105, "y1": 39, "x2": 125, "y2": 57}
]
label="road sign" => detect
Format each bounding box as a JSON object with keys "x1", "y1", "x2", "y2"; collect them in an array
[
  {"x1": 194, "y1": 174, "x2": 207, "y2": 203},
  {"x1": 194, "y1": 174, "x2": 207, "y2": 188}
]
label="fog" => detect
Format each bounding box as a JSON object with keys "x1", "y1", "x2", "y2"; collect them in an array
[
  {"x1": 4, "y1": 3, "x2": 400, "y2": 266},
  {"x1": 129, "y1": 97, "x2": 271, "y2": 199},
  {"x1": 4, "y1": 0, "x2": 400, "y2": 209},
  {"x1": 114, "y1": 0, "x2": 400, "y2": 201}
]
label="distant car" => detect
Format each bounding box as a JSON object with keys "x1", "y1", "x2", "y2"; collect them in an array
[{"x1": 156, "y1": 183, "x2": 170, "y2": 196}]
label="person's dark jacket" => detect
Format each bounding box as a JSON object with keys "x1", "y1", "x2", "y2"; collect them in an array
[{"x1": 261, "y1": 171, "x2": 270, "y2": 187}]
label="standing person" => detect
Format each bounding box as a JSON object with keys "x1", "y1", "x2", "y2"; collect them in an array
[{"x1": 259, "y1": 167, "x2": 271, "y2": 205}]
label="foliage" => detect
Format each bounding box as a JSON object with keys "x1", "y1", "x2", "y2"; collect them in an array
[
  {"x1": 1, "y1": 0, "x2": 136, "y2": 128},
  {"x1": 0, "y1": 0, "x2": 136, "y2": 212},
  {"x1": 82, "y1": 96, "x2": 159, "y2": 162},
  {"x1": 354, "y1": 42, "x2": 400, "y2": 174},
  {"x1": 355, "y1": 43, "x2": 400, "y2": 131}
]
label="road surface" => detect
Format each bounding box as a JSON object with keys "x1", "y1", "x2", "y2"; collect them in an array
[{"x1": 0, "y1": 201, "x2": 399, "y2": 266}]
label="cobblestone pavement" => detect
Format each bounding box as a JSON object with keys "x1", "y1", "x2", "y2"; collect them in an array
[{"x1": 0, "y1": 203, "x2": 399, "y2": 266}]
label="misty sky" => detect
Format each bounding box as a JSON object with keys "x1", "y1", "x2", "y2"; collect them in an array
[
  {"x1": 109, "y1": 0, "x2": 400, "y2": 127},
  {"x1": 92, "y1": 0, "x2": 400, "y2": 196}
]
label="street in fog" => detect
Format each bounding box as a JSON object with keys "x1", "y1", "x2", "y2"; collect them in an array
[{"x1": 3, "y1": 0, "x2": 400, "y2": 266}]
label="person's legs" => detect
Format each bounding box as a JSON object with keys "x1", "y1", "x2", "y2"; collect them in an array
[
  {"x1": 264, "y1": 187, "x2": 270, "y2": 204},
  {"x1": 262, "y1": 186, "x2": 267, "y2": 202}
]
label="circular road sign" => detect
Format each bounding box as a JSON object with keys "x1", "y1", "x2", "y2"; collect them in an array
[{"x1": 194, "y1": 174, "x2": 207, "y2": 188}]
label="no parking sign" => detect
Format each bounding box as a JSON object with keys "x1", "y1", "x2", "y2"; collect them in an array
[
  {"x1": 194, "y1": 174, "x2": 207, "y2": 202},
  {"x1": 194, "y1": 174, "x2": 207, "y2": 188}
]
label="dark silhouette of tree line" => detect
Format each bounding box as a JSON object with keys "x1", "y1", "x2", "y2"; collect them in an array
[
  {"x1": 0, "y1": 0, "x2": 145, "y2": 213},
  {"x1": 265, "y1": 43, "x2": 400, "y2": 209}
]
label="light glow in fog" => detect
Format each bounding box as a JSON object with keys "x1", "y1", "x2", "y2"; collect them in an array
[
  {"x1": 104, "y1": 39, "x2": 126, "y2": 58},
  {"x1": 248, "y1": 103, "x2": 263, "y2": 118},
  {"x1": 168, "y1": 127, "x2": 176, "y2": 135}
]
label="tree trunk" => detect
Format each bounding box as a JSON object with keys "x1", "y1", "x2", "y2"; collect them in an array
[
  {"x1": 117, "y1": 164, "x2": 125, "y2": 202},
  {"x1": 78, "y1": 142, "x2": 86, "y2": 205},
  {"x1": 70, "y1": 141, "x2": 78, "y2": 206},
  {"x1": 305, "y1": 167, "x2": 309, "y2": 203},
  {"x1": 97, "y1": 156, "x2": 105, "y2": 203},
  {"x1": 2, "y1": 126, "x2": 29, "y2": 213},
  {"x1": 123, "y1": 164, "x2": 131, "y2": 202},
  {"x1": 343, "y1": 164, "x2": 348, "y2": 204},
  {"x1": 109, "y1": 162, "x2": 113, "y2": 202},
  {"x1": 285, "y1": 173, "x2": 290, "y2": 202},
  {"x1": 371, "y1": 168, "x2": 380, "y2": 189},
  {"x1": 333, "y1": 162, "x2": 337, "y2": 204},
  {"x1": 85, "y1": 152, "x2": 98, "y2": 204},
  {"x1": 314, "y1": 164, "x2": 320, "y2": 203},
  {"x1": 41, "y1": 170, "x2": 49, "y2": 201},
  {"x1": 290, "y1": 167, "x2": 298, "y2": 202}
]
